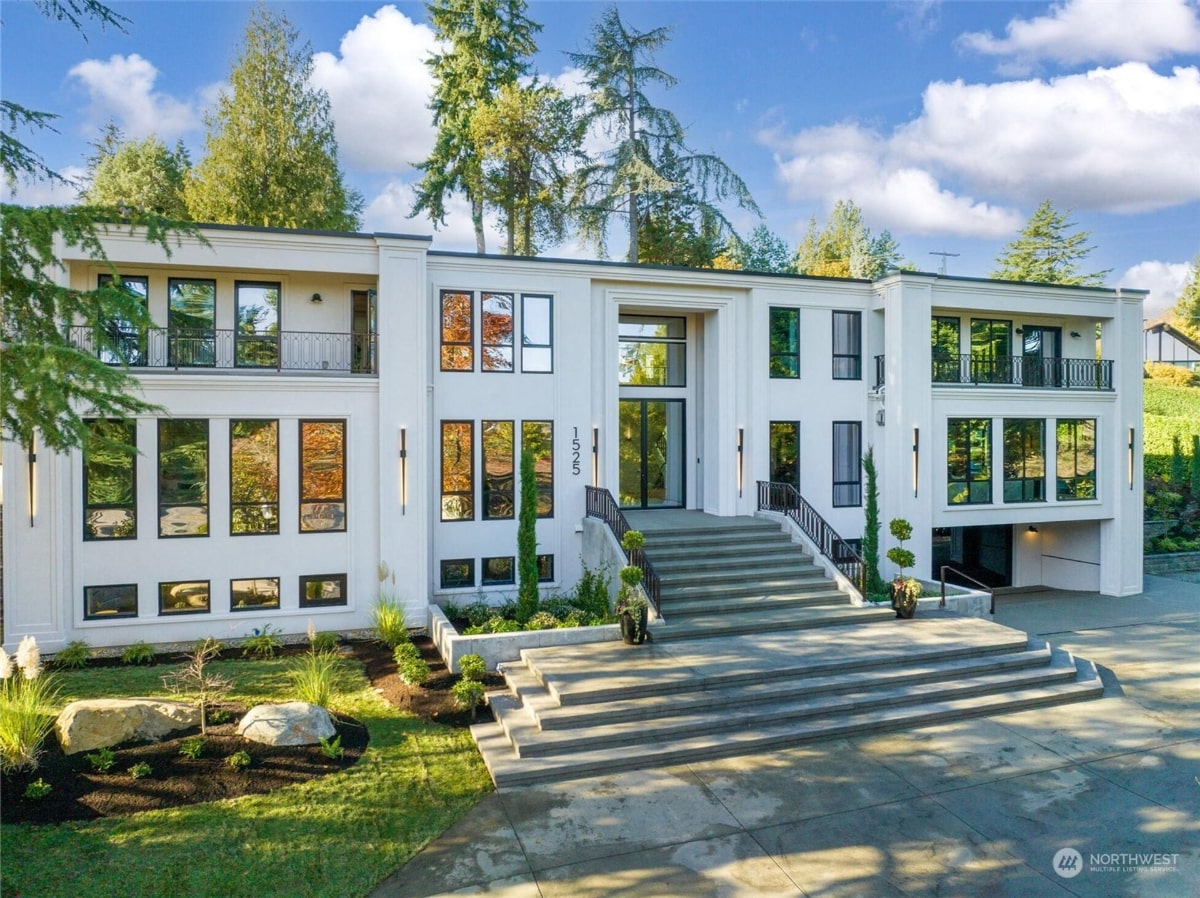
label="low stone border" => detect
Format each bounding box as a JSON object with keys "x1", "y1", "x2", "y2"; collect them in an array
[
  {"x1": 427, "y1": 605, "x2": 621, "y2": 673},
  {"x1": 1144, "y1": 551, "x2": 1200, "y2": 575}
]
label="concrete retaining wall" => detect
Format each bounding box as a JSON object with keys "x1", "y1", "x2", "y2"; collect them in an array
[
  {"x1": 427, "y1": 605, "x2": 620, "y2": 673},
  {"x1": 1144, "y1": 552, "x2": 1200, "y2": 575}
]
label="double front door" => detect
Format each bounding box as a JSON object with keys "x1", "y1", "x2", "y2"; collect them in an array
[{"x1": 618, "y1": 399, "x2": 685, "y2": 509}]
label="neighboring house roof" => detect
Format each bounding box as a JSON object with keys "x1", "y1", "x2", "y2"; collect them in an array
[{"x1": 1144, "y1": 318, "x2": 1200, "y2": 357}]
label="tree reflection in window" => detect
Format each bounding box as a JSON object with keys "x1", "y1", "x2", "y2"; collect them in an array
[
  {"x1": 482, "y1": 420, "x2": 514, "y2": 519},
  {"x1": 158, "y1": 419, "x2": 209, "y2": 537},
  {"x1": 168, "y1": 278, "x2": 216, "y2": 367},
  {"x1": 769, "y1": 308, "x2": 799, "y2": 378},
  {"x1": 441, "y1": 290, "x2": 473, "y2": 371},
  {"x1": 1056, "y1": 419, "x2": 1097, "y2": 500},
  {"x1": 235, "y1": 282, "x2": 280, "y2": 368},
  {"x1": 299, "y1": 420, "x2": 346, "y2": 532},
  {"x1": 482, "y1": 292, "x2": 514, "y2": 371},
  {"x1": 231, "y1": 419, "x2": 279, "y2": 534},
  {"x1": 84, "y1": 419, "x2": 137, "y2": 540},
  {"x1": 441, "y1": 421, "x2": 474, "y2": 520},
  {"x1": 523, "y1": 420, "x2": 553, "y2": 518},
  {"x1": 619, "y1": 315, "x2": 685, "y2": 386}
]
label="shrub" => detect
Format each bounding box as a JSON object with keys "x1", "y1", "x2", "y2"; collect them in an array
[
  {"x1": 371, "y1": 598, "x2": 408, "y2": 648},
  {"x1": 458, "y1": 653, "x2": 486, "y2": 682},
  {"x1": 127, "y1": 762, "x2": 152, "y2": 779},
  {"x1": 1145, "y1": 361, "x2": 1199, "y2": 386},
  {"x1": 85, "y1": 747, "x2": 116, "y2": 772},
  {"x1": 309, "y1": 631, "x2": 340, "y2": 653},
  {"x1": 571, "y1": 563, "x2": 613, "y2": 622},
  {"x1": 0, "y1": 638, "x2": 61, "y2": 773},
  {"x1": 394, "y1": 641, "x2": 430, "y2": 685},
  {"x1": 225, "y1": 751, "x2": 251, "y2": 770},
  {"x1": 319, "y1": 734, "x2": 344, "y2": 759},
  {"x1": 289, "y1": 649, "x2": 342, "y2": 708},
  {"x1": 440, "y1": 600, "x2": 463, "y2": 621},
  {"x1": 192, "y1": 637, "x2": 224, "y2": 658},
  {"x1": 462, "y1": 600, "x2": 494, "y2": 628},
  {"x1": 54, "y1": 640, "x2": 92, "y2": 670},
  {"x1": 207, "y1": 708, "x2": 234, "y2": 725},
  {"x1": 161, "y1": 637, "x2": 233, "y2": 733},
  {"x1": 23, "y1": 778, "x2": 52, "y2": 800},
  {"x1": 179, "y1": 736, "x2": 206, "y2": 760},
  {"x1": 241, "y1": 625, "x2": 282, "y2": 660},
  {"x1": 451, "y1": 678, "x2": 486, "y2": 723},
  {"x1": 524, "y1": 611, "x2": 560, "y2": 631},
  {"x1": 120, "y1": 641, "x2": 155, "y2": 665}
]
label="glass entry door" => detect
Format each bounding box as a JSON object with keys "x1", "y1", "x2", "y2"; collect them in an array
[
  {"x1": 619, "y1": 399, "x2": 685, "y2": 508},
  {"x1": 1022, "y1": 326, "x2": 1061, "y2": 386}
]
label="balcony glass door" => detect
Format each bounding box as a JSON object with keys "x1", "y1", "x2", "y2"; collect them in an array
[
  {"x1": 1022, "y1": 326, "x2": 1061, "y2": 386},
  {"x1": 619, "y1": 399, "x2": 685, "y2": 509}
]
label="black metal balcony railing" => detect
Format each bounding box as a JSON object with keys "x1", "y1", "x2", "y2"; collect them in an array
[
  {"x1": 70, "y1": 326, "x2": 377, "y2": 374},
  {"x1": 757, "y1": 480, "x2": 865, "y2": 596},
  {"x1": 584, "y1": 486, "x2": 661, "y2": 614},
  {"x1": 931, "y1": 353, "x2": 1112, "y2": 389}
]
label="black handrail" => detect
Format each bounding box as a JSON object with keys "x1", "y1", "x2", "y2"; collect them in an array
[
  {"x1": 756, "y1": 481, "x2": 865, "y2": 595},
  {"x1": 584, "y1": 486, "x2": 661, "y2": 614},
  {"x1": 939, "y1": 565, "x2": 997, "y2": 615},
  {"x1": 932, "y1": 353, "x2": 1112, "y2": 390}
]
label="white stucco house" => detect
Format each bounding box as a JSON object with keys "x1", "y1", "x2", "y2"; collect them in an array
[{"x1": 1, "y1": 223, "x2": 1146, "y2": 651}]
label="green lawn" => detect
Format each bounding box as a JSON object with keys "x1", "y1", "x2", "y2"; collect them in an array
[{"x1": 1, "y1": 655, "x2": 492, "y2": 898}]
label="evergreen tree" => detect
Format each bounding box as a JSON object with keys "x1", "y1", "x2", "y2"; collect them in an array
[
  {"x1": 82, "y1": 124, "x2": 191, "y2": 218},
  {"x1": 1170, "y1": 255, "x2": 1200, "y2": 342},
  {"x1": 1191, "y1": 434, "x2": 1200, "y2": 499},
  {"x1": 1171, "y1": 434, "x2": 1187, "y2": 484},
  {"x1": 793, "y1": 199, "x2": 902, "y2": 279},
  {"x1": 568, "y1": 5, "x2": 758, "y2": 262},
  {"x1": 991, "y1": 200, "x2": 1110, "y2": 286},
  {"x1": 412, "y1": 0, "x2": 540, "y2": 253},
  {"x1": 860, "y1": 448, "x2": 886, "y2": 598},
  {"x1": 186, "y1": 4, "x2": 362, "y2": 230},
  {"x1": 720, "y1": 225, "x2": 795, "y2": 274},
  {"x1": 516, "y1": 444, "x2": 540, "y2": 622}
]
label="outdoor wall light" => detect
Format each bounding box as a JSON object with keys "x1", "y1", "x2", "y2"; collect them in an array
[
  {"x1": 1028, "y1": 525, "x2": 1039, "y2": 534},
  {"x1": 736, "y1": 428, "x2": 744, "y2": 497},
  {"x1": 1128, "y1": 427, "x2": 1135, "y2": 491},
  {"x1": 1070, "y1": 330, "x2": 1082, "y2": 338},
  {"x1": 311, "y1": 292, "x2": 323, "y2": 304},
  {"x1": 399, "y1": 427, "x2": 408, "y2": 515},
  {"x1": 912, "y1": 428, "x2": 919, "y2": 498},
  {"x1": 27, "y1": 439, "x2": 36, "y2": 527},
  {"x1": 591, "y1": 426, "x2": 599, "y2": 487},
  {"x1": 1014, "y1": 327, "x2": 1024, "y2": 335}
]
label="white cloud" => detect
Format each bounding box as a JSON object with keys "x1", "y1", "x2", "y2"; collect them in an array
[
  {"x1": 959, "y1": 0, "x2": 1200, "y2": 68},
  {"x1": 67, "y1": 54, "x2": 201, "y2": 141},
  {"x1": 365, "y1": 180, "x2": 496, "y2": 252},
  {"x1": 1120, "y1": 259, "x2": 1194, "y2": 319},
  {"x1": 311, "y1": 6, "x2": 438, "y2": 173}
]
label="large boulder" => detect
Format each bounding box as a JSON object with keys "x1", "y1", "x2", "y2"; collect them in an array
[
  {"x1": 56, "y1": 698, "x2": 200, "y2": 755},
  {"x1": 237, "y1": 702, "x2": 335, "y2": 746}
]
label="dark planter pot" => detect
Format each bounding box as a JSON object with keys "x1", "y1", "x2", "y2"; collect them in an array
[
  {"x1": 619, "y1": 607, "x2": 649, "y2": 644},
  {"x1": 891, "y1": 581, "x2": 918, "y2": 619}
]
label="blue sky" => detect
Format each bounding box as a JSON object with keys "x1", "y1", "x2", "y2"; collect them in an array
[{"x1": 3, "y1": 0, "x2": 1198, "y2": 315}]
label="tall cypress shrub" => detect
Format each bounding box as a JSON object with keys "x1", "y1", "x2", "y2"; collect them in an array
[
  {"x1": 1170, "y1": 434, "x2": 1187, "y2": 484},
  {"x1": 516, "y1": 444, "x2": 539, "y2": 622},
  {"x1": 1191, "y1": 435, "x2": 1200, "y2": 498},
  {"x1": 861, "y1": 448, "x2": 886, "y2": 598}
]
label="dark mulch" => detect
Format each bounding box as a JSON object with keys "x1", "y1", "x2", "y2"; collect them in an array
[{"x1": 2, "y1": 635, "x2": 500, "y2": 826}]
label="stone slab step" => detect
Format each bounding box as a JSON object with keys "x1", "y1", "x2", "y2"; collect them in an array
[
  {"x1": 658, "y1": 576, "x2": 833, "y2": 601},
  {"x1": 652, "y1": 550, "x2": 815, "y2": 573},
  {"x1": 658, "y1": 590, "x2": 850, "y2": 616},
  {"x1": 655, "y1": 562, "x2": 827, "y2": 584},
  {"x1": 644, "y1": 529, "x2": 790, "y2": 549},
  {"x1": 653, "y1": 604, "x2": 895, "y2": 641}
]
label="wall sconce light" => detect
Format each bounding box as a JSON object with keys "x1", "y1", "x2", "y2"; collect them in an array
[
  {"x1": 27, "y1": 439, "x2": 36, "y2": 527},
  {"x1": 311, "y1": 292, "x2": 323, "y2": 304},
  {"x1": 912, "y1": 428, "x2": 919, "y2": 498},
  {"x1": 1070, "y1": 331, "x2": 1081, "y2": 338},
  {"x1": 1128, "y1": 426, "x2": 1135, "y2": 491},
  {"x1": 1014, "y1": 327, "x2": 1024, "y2": 335},
  {"x1": 1027, "y1": 525, "x2": 1039, "y2": 534},
  {"x1": 875, "y1": 409, "x2": 886, "y2": 426},
  {"x1": 736, "y1": 428, "x2": 744, "y2": 497},
  {"x1": 398, "y1": 427, "x2": 408, "y2": 515},
  {"x1": 591, "y1": 426, "x2": 599, "y2": 487}
]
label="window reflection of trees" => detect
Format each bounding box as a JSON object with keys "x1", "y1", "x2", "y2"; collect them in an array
[
  {"x1": 441, "y1": 291, "x2": 473, "y2": 371},
  {"x1": 522, "y1": 420, "x2": 553, "y2": 517},
  {"x1": 483, "y1": 420, "x2": 514, "y2": 519},
  {"x1": 158, "y1": 419, "x2": 209, "y2": 537},
  {"x1": 231, "y1": 419, "x2": 279, "y2": 533},
  {"x1": 441, "y1": 421, "x2": 474, "y2": 520},
  {"x1": 300, "y1": 421, "x2": 346, "y2": 532},
  {"x1": 482, "y1": 292, "x2": 514, "y2": 371}
]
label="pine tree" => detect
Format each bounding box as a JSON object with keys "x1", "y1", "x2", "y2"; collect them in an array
[
  {"x1": 991, "y1": 200, "x2": 1110, "y2": 286},
  {"x1": 793, "y1": 199, "x2": 902, "y2": 279},
  {"x1": 186, "y1": 4, "x2": 361, "y2": 230},
  {"x1": 82, "y1": 126, "x2": 191, "y2": 218},
  {"x1": 1170, "y1": 255, "x2": 1200, "y2": 342},
  {"x1": 860, "y1": 448, "x2": 886, "y2": 598}
]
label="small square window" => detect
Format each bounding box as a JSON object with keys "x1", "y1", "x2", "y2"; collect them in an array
[
  {"x1": 482, "y1": 556, "x2": 515, "y2": 586},
  {"x1": 159, "y1": 580, "x2": 210, "y2": 615},
  {"x1": 84, "y1": 584, "x2": 138, "y2": 620},
  {"x1": 536, "y1": 554, "x2": 554, "y2": 583},
  {"x1": 300, "y1": 574, "x2": 347, "y2": 608},
  {"x1": 440, "y1": 558, "x2": 475, "y2": 589},
  {"x1": 231, "y1": 577, "x2": 280, "y2": 612}
]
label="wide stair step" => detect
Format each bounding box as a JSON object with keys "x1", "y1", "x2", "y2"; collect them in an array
[{"x1": 654, "y1": 604, "x2": 895, "y2": 642}]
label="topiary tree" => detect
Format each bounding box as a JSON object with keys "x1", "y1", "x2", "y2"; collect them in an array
[
  {"x1": 516, "y1": 444, "x2": 539, "y2": 623},
  {"x1": 860, "y1": 448, "x2": 886, "y2": 599},
  {"x1": 886, "y1": 518, "x2": 920, "y2": 618}
]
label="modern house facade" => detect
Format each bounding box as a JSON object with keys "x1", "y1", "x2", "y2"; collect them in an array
[
  {"x1": 1144, "y1": 318, "x2": 1200, "y2": 370},
  {"x1": 1, "y1": 224, "x2": 1146, "y2": 651}
]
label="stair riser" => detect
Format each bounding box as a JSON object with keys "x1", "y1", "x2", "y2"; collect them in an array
[
  {"x1": 646, "y1": 534, "x2": 791, "y2": 551},
  {"x1": 649, "y1": 540, "x2": 801, "y2": 558},
  {"x1": 652, "y1": 613, "x2": 887, "y2": 643},
  {"x1": 653, "y1": 555, "x2": 815, "y2": 574},
  {"x1": 659, "y1": 594, "x2": 848, "y2": 615},
  {"x1": 657, "y1": 565, "x2": 825, "y2": 582},
  {"x1": 658, "y1": 579, "x2": 831, "y2": 599}
]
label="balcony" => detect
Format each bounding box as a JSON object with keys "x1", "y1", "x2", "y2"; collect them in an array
[
  {"x1": 70, "y1": 326, "x2": 377, "y2": 374},
  {"x1": 932, "y1": 354, "x2": 1112, "y2": 390}
]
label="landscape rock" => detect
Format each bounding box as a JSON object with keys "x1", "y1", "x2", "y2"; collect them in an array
[
  {"x1": 56, "y1": 698, "x2": 200, "y2": 755},
  {"x1": 237, "y1": 702, "x2": 335, "y2": 746}
]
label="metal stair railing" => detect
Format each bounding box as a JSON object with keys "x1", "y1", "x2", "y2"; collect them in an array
[
  {"x1": 939, "y1": 565, "x2": 997, "y2": 615},
  {"x1": 756, "y1": 480, "x2": 866, "y2": 595},
  {"x1": 584, "y1": 486, "x2": 661, "y2": 614}
]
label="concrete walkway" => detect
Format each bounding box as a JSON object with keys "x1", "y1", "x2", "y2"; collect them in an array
[{"x1": 373, "y1": 575, "x2": 1200, "y2": 897}]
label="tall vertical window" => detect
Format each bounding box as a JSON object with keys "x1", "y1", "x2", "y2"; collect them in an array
[
  {"x1": 1056, "y1": 419, "x2": 1097, "y2": 500},
  {"x1": 970, "y1": 319, "x2": 1012, "y2": 384},
  {"x1": 521, "y1": 294, "x2": 553, "y2": 372},
  {"x1": 158, "y1": 419, "x2": 208, "y2": 537},
  {"x1": 931, "y1": 316, "x2": 961, "y2": 383},
  {"x1": 299, "y1": 420, "x2": 346, "y2": 532},
  {"x1": 769, "y1": 307, "x2": 799, "y2": 378},
  {"x1": 440, "y1": 290, "x2": 473, "y2": 371},
  {"x1": 619, "y1": 315, "x2": 686, "y2": 386},
  {"x1": 97, "y1": 274, "x2": 149, "y2": 366},
  {"x1": 832, "y1": 421, "x2": 862, "y2": 506},
  {"x1": 234, "y1": 281, "x2": 280, "y2": 368},
  {"x1": 769, "y1": 421, "x2": 800, "y2": 489},
  {"x1": 523, "y1": 421, "x2": 554, "y2": 517},
  {"x1": 947, "y1": 418, "x2": 992, "y2": 504},
  {"x1": 441, "y1": 421, "x2": 474, "y2": 520},
  {"x1": 481, "y1": 292, "x2": 514, "y2": 371},
  {"x1": 1003, "y1": 419, "x2": 1045, "y2": 502},
  {"x1": 168, "y1": 278, "x2": 216, "y2": 367},
  {"x1": 832, "y1": 311, "x2": 862, "y2": 380},
  {"x1": 83, "y1": 419, "x2": 137, "y2": 540},
  {"x1": 482, "y1": 420, "x2": 514, "y2": 520},
  {"x1": 230, "y1": 419, "x2": 279, "y2": 534}
]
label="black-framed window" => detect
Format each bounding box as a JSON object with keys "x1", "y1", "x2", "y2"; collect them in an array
[
  {"x1": 769, "y1": 421, "x2": 800, "y2": 489},
  {"x1": 231, "y1": 577, "x2": 280, "y2": 612},
  {"x1": 619, "y1": 315, "x2": 686, "y2": 386},
  {"x1": 832, "y1": 311, "x2": 862, "y2": 379},
  {"x1": 159, "y1": 580, "x2": 210, "y2": 615},
  {"x1": 522, "y1": 294, "x2": 553, "y2": 372},
  {"x1": 931, "y1": 316, "x2": 961, "y2": 383},
  {"x1": 769, "y1": 307, "x2": 799, "y2": 378},
  {"x1": 948, "y1": 418, "x2": 992, "y2": 504},
  {"x1": 482, "y1": 556, "x2": 515, "y2": 586},
  {"x1": 84, "y1": 584, "x2": 138, "y2": 620},
  {"x1": 84, "y1": 418, "x2": 137, "y2": 540},
  {"x1": 482, "y1": 420, "x2": 514, "y2": 520},
  {"x1": 441, "y1": 420, "x2": 474, "y2": 521},
  {"x1": 537, "y1": 554, "x2": 554, "y2": 583},
  {"x1": 970, "y1": 319, "x2": 1012, "y2": 384},
  {"x1": 832, "y1": 421, "x2": 862, "y2": 506},
  {"x1": 1056, "y1": 419, "x2": 1097, "y2": 501},
  {"x1": 231, "y1": 419, "x2": 279, "y2": 535},
  {"x1": 97, "y1": 274, "x2": 149, "y2": 366},
  {"x1": 158, "y1": 419, "x2": 208, "y2": 538},
  {"x1": 440, "y1": 290, "x2": 473, "y2": 371},
  {"x1": 440, "y1": 558, "x2": 475, "y2": 589},
  {"x1": 482, "y1": 292, "x2": 514, "y2": 372},
  {"x1": 168, "y1": 278, "x2": 216, "y2": 367},
  {"x1": 1003, "y1": 419, "x2": 1045, "y2": 503},
  {"x1": 234, "y1": 281, "x2": 280, "y2": 368},
  {"x1": 523, "y1": 420, "x2": 553, "y2": 518},
  {"x1": 300, "y1": 573, "x2": 347, "y2": 608},
  {"x1": 299, "y1": 420, "x2": 346, "y2": 532}
]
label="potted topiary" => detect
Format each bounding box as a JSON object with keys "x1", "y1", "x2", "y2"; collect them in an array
[
  {"x1": 886, "y1": 518, "x2": 921, "y2": 619},
  {"x1": 616, "y1": 530, "x2": 650, "y2": 644}
]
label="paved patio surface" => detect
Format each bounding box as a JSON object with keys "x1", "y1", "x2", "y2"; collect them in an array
[{"x1": 373, "y1": 574, "x2": 1200, "y2": 897}]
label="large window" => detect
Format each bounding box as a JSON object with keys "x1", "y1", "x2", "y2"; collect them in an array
[
  {"x1": 97, "y1": 274, "x2": 149, "y2": 366},
  {"x1": 770, "y1": 421, "x2": 800, "y2": 489},
  {"x1": 971, "y1": 319, "x2": 1012, "y2": 383},
  {"x1": 84, "y1": 419, "x2": 137, "y2": 540},
  {"x1": 769, "y1": 307, "x2": 799, "y2": 378},
  {"x1": 159, "y1": 580, "x2": 210, "y2": 615},
  {"x1": 231, "y1": 419, "x2": 279, "y2": 534},
  {"x1": 832, "y1": 421, "x2": 862, "y2": 506},
  {"x1": 523, "y1": 420, "x2": 554, "y2": 517},
  {"x1": 440, "y1": 559, "x2": 475, "y2": 589},
  {"x1": 1056, "y1": 419, "x2": 1097, "y2": 500},
  {"x1": 619, "y1": 315, "x2": 686, "y2": 386},
  {"x1": 84, "y1": 584, "x2": 138, "y2": 620},
  {"x1": 832, "y1": 311, "x2": 862, "y2": 380},
  {"x1": 1003, "y1": 419, "x2": 1045, "y2": 502},
  {"x1": 522, "y1": 294, "x2": 553, "y2": 372},
  {"x1": 300, "y1": 574, "x2": 347, "y2": 608},
  {"x1": 931, "y1": 316, "x2": 961, "y2": 383},
  {"x1": 537, "y1": 554, "x2": 554, "y2": 583},
  {"x1": 441, "y1": 421, "x2": 474, "y2": 521},
  {"x1": 482, "y1": 556, "x2": 515, "y2": 586},
  {"x1": 158, "y1": 419, "x2": 208, "y2": 537},
  {"x1": 482, "y1": 420, "x2": 514, "y2": 520},
  {"x1": 481, "y1": 292, "x2": 514, "y2": 372},
  {"x1": 299, "y1": 420, "x2": 346, "y2": 532},
  {"x1": 440, "y1": 290, "x2": 473, "y2": 371},
  {"x1": 168, "y1": 278, "x2": 216, "y2": 367},
  {"x1": 234, "y1": 281, "x2": 280, "y2": 368},
  {"x1": 231, "y1": 577, "x2": 280, "y2": 612},
  {"x1": 948, "y1": 418, "x2": 992, "y2": 504}
]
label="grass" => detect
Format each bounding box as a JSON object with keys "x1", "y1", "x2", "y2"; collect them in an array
[{"x1": 1, "y1": 654, "x2": 493, "y2": 898}]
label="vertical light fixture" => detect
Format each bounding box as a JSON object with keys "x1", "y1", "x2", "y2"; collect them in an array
[
  {"x1": 737, "y1": 428, "x2": 744, "y2": 498},
  {"x1": 591, "y1": 426, "x2": 599, "y2": 487},
  {"x1": 1128, "y1": 427, "x2": 1135, "y2": 491},
  {"x1": 399, "y1": 427, "x2": 408, "y2": 515},
  {"x1": 27, "y1": 435, "x2": 36, "y2": 527},
  {"x1": 912, "y1": 427, "x2": 920, "y2": 497}
]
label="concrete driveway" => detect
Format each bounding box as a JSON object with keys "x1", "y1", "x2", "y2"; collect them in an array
[{"x1": 373, "y1": 575, "x2": 1199, "y2": 897}]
